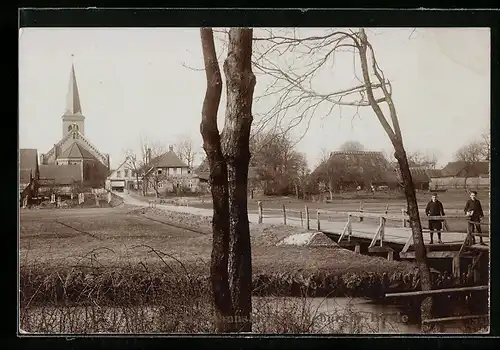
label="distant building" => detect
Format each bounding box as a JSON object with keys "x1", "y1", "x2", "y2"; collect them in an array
[
  {"x1": 38, "y1": 63, "x2": 110, "y2": 193},
  {"x1": 394, "y1": 166, "x2": 442, "y2": 191},
  {"x1": 310, "y1": 151, "x2": 399, "y2": 192},
  {"x1": 430, "y1": 161, "x2": 490, "y2": 190},
  {"x1": 140, "y1": 146, "x2": 199, "y2": 195},
  {"x1": 106, "y1": 160, "x2": 139, "y2": 192},
  {"x1": 19, "y1": 149, "x2": 40, "y2": 201}
]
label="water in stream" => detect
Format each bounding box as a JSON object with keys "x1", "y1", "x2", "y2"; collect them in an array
[{"x1": 20, "y1": 296, "x2": 486, "y2": 334}]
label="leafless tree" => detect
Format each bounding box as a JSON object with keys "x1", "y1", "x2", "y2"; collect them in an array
[
  {"x1": 249, "y1": 130, "x2": 309, "y2": 196},
  {"x1": 251, "y1": 28, "x2": 434, "y2": 325},
  {"x1": 124, "y1": 139, "x2": 166, "y2": 196},
  {"x1": 175, "y1": 135, "x2": 198, "y2": 168},
  {"x1": 407, "y1": 150, "x2": 438, "y2": 169},
  {"x1": 454, "y1": 140, "x2": 488, "y2": 189},
  {"x1": 480, "y1": 131, "x2": 490, "y2": 161},
  {"x1": 200, "y1": 28, "x2": 256, "y2": 333},
  {"x1": 339, "y1": 140, "x2": 365, "y2": 152}
]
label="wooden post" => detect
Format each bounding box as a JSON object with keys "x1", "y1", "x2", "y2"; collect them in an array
[
  {"x1": 354, "y1": 244, "x2": 361, "y2": 254},
  {"x1": 282, "y1": 204, "x2": 287, "y2": 225},
  {"x1": 316, "y1": 211, "x2": 321, "y2": 231},
  {"x1": 401, "y1": 208, "x2": 407, "y2": 227},
  {"x1": 347, "y1": 215, "x2": 352, "y2": 241},
  {"x1": 473, "y1": 255, "x2": 481, "y2": 283},
  {"x1": 387, "y1": 251, "x2": 394, "y2": 261},
  {"x1": 359, "y1": 201, "x2": 364, "y2": 222},
  {"x1": 384, "y1": 204, "x2": 389, "y2": 214},
  {"x1": 300, "y1": 211, "x2": 303, "y2": 227},
  {"x1": 56, "y1": 196, "x2": 61, "y2": 208},
  {"x1": 380, "y1": 217, "x2": 386, "y2": 247},
  {"x1": 258, "y1": 201, "x2": 263, "y2": 224},
  {"x1": 305, "y1": 205, "x2": 310, "y2": 230},
  {"x1": 452, "y1": 255, "x2": 461, "y2": 280},
  {"x1": 107, "y1": 192, "x2": 112, "y2": 204},
  {"x1": 95, "y1": 193, "x2": 99, "y2": 207}
]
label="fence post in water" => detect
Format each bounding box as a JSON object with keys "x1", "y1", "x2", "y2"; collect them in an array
[
  {"x1": 317, "y1": 211, "x2": 321, "y2": 231},
  {"x1": 401, "y1": 208, "x2": 407, "y2": 227},
  {"x1": 452, "y1": 255, "x2": 461, "y2": 280},
  {"x1": 300, "y1": 211, "x2": 303, "y2": 227},
  {"x1": 282, "y1": 204, "x2": 287, "y2": 225},
  {"x1": 359, "y1": 201, "x2": 364, "y2": 222},
  {"x1": 305, "y1": 205, "x2": 310, "y2": 230},
  {"x1": 258, "y1": 201, "x2": 263, "y2": 224}
]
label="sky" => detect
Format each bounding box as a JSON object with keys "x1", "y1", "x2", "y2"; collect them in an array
[{"x1": 19, "y1": 27, "x2": 490, "y2": 170}]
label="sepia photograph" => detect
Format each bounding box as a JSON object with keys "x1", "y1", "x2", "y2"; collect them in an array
[{"x1": 18, "y1": 26, "x2": 490, "y2": 334}]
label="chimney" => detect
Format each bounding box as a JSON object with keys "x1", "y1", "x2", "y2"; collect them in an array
[{"x1": 169, "y1": 145, "x2": 174, "y2": 153}]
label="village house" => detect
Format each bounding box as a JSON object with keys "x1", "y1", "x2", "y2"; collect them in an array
[
  {"x1": 106, "y1": 160, "x2": 138, "y2": 192},
  {"x1": 38, "y1": 63, "x2": 110, "y2": 194},
  {"x1": 430, "y1": 161, "x2": 490, "y2": 190},
  {"x1": 393, "y1": 166, "x2": 442, "y2": 191},
  {"x1": 140, "y1": 146, "x2": 200, "y2": 195},
  {"x1": 310, "y1": 151, "x2": 399, "y2": 193},
  {"x1": 19, "y1": 149, "x2": 40, "y2": 202}
]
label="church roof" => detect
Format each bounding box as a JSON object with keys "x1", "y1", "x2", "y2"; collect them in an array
[
  {"x1": 60, "y1": 142, "x2": 96, "y2": 160},
  {"x1": 63, "y1": 64, "x2": 83, "y2": 116}
]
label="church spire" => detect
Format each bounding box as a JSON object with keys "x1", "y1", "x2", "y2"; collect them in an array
[{"x1": 64, "y1": 61, "x2": 82, "y2": 116}]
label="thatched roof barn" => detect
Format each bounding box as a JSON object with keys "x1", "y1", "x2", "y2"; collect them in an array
[{"x1": 310, "y1": 151, "x2": 399, "y2": 190}]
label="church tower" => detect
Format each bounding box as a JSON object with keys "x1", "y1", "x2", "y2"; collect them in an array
[{"x1": 61, "y1": 64, "x2": 85, "y2": 138}]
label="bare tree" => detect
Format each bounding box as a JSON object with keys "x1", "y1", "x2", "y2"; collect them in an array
[
  {"x1": 200, "y1": 28, "x2": 256, "y2": 333},
  {"x1": 480, "y1": 131, "x2": 490, "y2": 161},
  {"x1": 251, "y1": 28, "x2": 434, "y2": 325},
  {"x1": 175, "y1": 135, "x2": 198, "y2": 168},
  {"x1": 125, "y1": 139, "x2": 166, "y2": 196},
  {"x1": 339, "y1": 140, "x2": 365, "y2": 152},
  {"x1": 407, "y1": 150, "x2": 438, "y2": 169},
  {"x1": 454, "y1": 140, "x2": 487, "y2": 189}
]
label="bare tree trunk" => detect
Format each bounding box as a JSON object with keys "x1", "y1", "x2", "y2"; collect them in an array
[
  {"x1": 357, "y1": 29, "x2": 434, "y2": 324},
  {"x1": 393, "y1": 142, "x2": 433, "y2": 322},
  {"x1": 221, "y1": 28, "x2": 256, "y2": 332},
  {"x1": 200, "y1": 28, "x2": 234, "y2": 333}
]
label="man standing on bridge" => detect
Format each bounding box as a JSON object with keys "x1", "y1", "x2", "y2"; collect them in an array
[
  {"x1": 464, "y1": 191, "x2": 484, "y2": 245},
  {"x1": 425, "y1": 193, "x2": 445, "y2": 244}
]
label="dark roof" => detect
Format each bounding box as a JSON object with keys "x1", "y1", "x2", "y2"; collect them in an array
[
  {"x1": 311, "y1": 151, "x2": 395, "y2": 183},
  {"x1": 60, "y1": 142, "x2": 96, "y2": 160},
  {"x1": 196, "y1": 171, "x2": 210, "y2": 181},
  {"x1": 20, "y1": 149, "x2": 38, "y2": 171},
  {"x1": 39, "y1": 164, "x2": 82, "y2": 185},
  {"x1": 439, "y1": 161, "x2": 489, "y2": 177},
  {"x1": 407, "y1": 167, "x2": 435, "y2": 183},
  {"x1": 19, "y1": 169, "x2": 32, "y2": 185},
  {"x1": 149, "y1": 151, "x2": 189, "y2": 169}
]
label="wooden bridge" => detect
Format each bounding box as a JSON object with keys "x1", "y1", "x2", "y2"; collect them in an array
[{"x1": 257, "y1": 203, "x2": 489, "y2": 282}]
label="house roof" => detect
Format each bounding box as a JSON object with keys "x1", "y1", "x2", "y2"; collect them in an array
[
  {"x1": 311, "y1": 151, "x2": 396, "y2": 183},
  {"x1": 60, "y1": 142, "x2": 96, "y2": 160},
  {"x1": 439, "y1": 161, "x2": 489, "y2": 177},
  {"x1": 19, "y1": 169, "x2": 32, "y2": 185},
  {"x1": 149, "y1": 151, "x2": 189, "y2": 169},
  {"x1": 20, "y1": 149, "x2": 38, "y2": 171},
  {"x1": 39, "y1": 164, "x2": 82, "y2": 185}
]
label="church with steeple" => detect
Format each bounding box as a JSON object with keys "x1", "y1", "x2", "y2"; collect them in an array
[{"x1": 39, "y1": 63, "x2": 110, "y2": 189}]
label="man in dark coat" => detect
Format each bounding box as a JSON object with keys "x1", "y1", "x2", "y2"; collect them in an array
[
  {"x1": 464, "y1": 191, "x2": 485, "y2": 244},
  {"x1": 425, "y1": 193, "x2": 445, "y2": 244}
]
